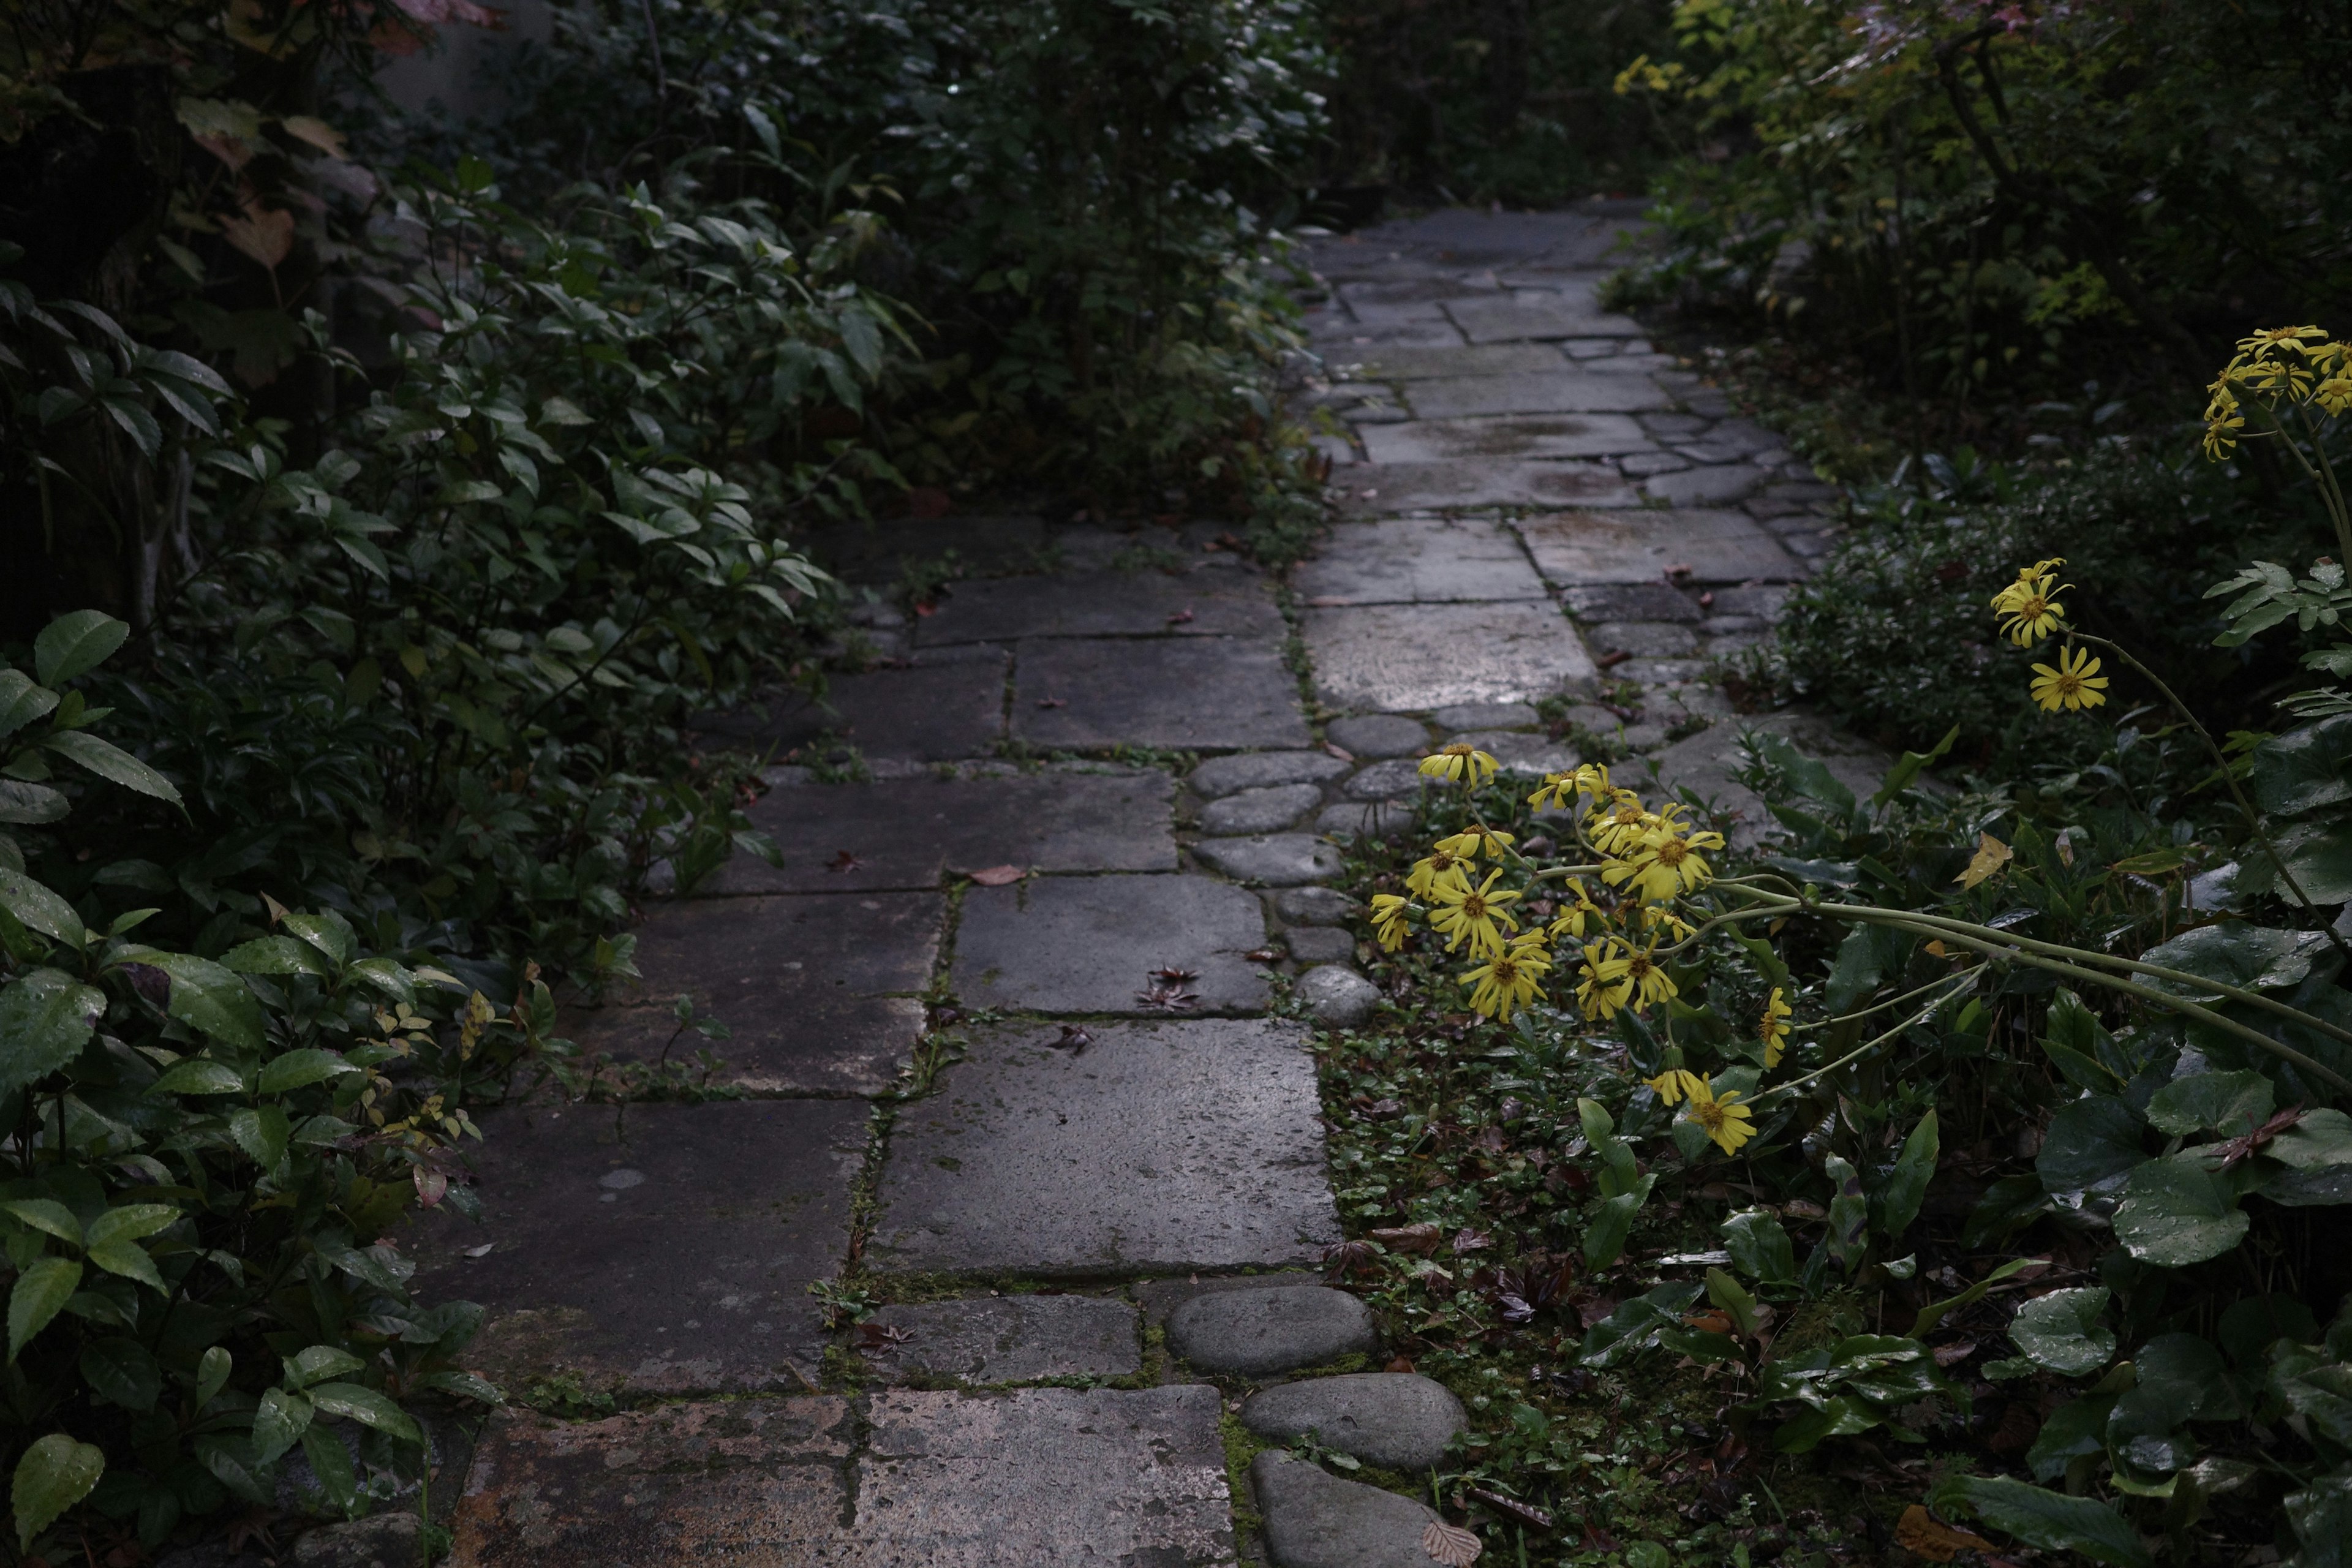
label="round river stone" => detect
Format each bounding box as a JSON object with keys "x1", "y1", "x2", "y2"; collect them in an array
[
  {"x1": 1242, "y1": 1373, "x2": 1467, "y2": 1470},
  {"x1": 1165, "y1": 1285, "x2": 1377, "y2": 1376}
]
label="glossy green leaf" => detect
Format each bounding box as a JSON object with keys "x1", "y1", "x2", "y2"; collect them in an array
[
  {"x1": 305, "y1": 1382, "x2": 422, "y2": 1442},
  {"x1": 0, "y1": 780, "x2": 68, "y2": 824},
  {"x1": 2114, "y1": 1156, "x2": 2250, "y2": 1266},
  {"x1": 1934, "y1": 1476, "x2": 2149, "y2": 1568},
  {"x1": 33, "y1": 610, "x2": 128, "y2": 687},
  {"x1": 118, "y1": 950, "x2": 265, "y2": 1050},
  {"x1": 1583, "y1": 1178, "x2": 1652, "y2": 1272},
  {"x1": 85, "y1": 1238, "x2": 164, "y2": 1292},
  {"x1": 2026, "y1": 1393, "x2": 2117, "y2": 1482},
  {"x1": 0, "y1": 968, "x2": 105, "y2": 1098},
  {"x1": 227, "y1": 1105, "x2": 290, "y2": 1169},
  {"x1": 2146, "y1": 1071, "x2": 2274, "y2": 1138},
  {"x1": 1875, "y1": 1109, "x2": 1939, "y2": 1240},
  {"x1": 79, "y1": 1336, "x2": 160, "y2": 1412},
  {"x1": 12, "y1": 1432, "x2": 104, "y2": 1550},
  {"x1": 7, "y1": 1259, "x2": 81, "y2": 1360},
  {"x1": 1722, "y1": 1207, "x2": 1796, "y2": 1286},
  {"x1": 2036, "y1": 1095, "x2": 2146, "y2": 1195},
  {"x1": 3, "y1": 1200, "x2": 82, "y2": 1248},
  {"x1": 221, "y1": 935, "x2": 331, "y2": 976},
  {"x1": 2250, "y1": 714, "x2": 2352, "y2": 815},
  {"x1": 286, "y1": 1344, "x2": 367, "y2": 1387},
  {"x1": 148, "y1": 1058, "x2": 246, "y2": 1096},
  {"x1": 257, "y1": 1049, "x2": 357, "y2": 1093},
  {"x1": 2140, "y1": 921, "x2": 2335, "y2": 997},
  {"x1": 0, "y1": 868, "x2": 83, "y2": 946},
  {"x1": 85, "y1": 1205, "x2": 178, "y2": 1250},
  {"x1": 43, "y1": 731, "x2": 181, "y2": 804},
  {"x1": 2133, "y1": 1333, "x2": 2241, "y2": 1424},
  {"x1": 2010, "y1": 1286, "x2": 2115, "y2": 1374},
  {"x1": 0, "y1": 670, "x2": 58, "y2": 744},
  {"x1": 195, "y1": 1346, "x2": 232, "y2": 1411},
  {"x1": 251, "y1": 1387, "x2": 312, "y2": 1465}
]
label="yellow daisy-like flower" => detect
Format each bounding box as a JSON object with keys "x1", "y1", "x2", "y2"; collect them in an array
[
  {"x1": 1615, "y1": 821, "x2": 1726, "y2": 903},
  {"x1": 1370, "y1": 893, "x2": 1412, "y2": 952},
  {"x1": 1461, "y1": 935, "x2": 1551, "y2": 1019},
  {"x1": 1994, "y1": 573, "x2": 2068, "y2": 646},
  {"x1": 1585, "y1": 791, "x2": 1656, "y2": 856},
  {"x1": 1628, "y1": 902, "x2": 1697, "y2": 942},
  {"x1": 1427, "y1": 868, "x2": 1521, "y2": 957},
  {"x1": 1684, "y1": 1080, "x2": 1757, "y2": 1156},
  {"x1": 1619, "y1": 939, "x2": 1678, "y2": 1009},
  {"x1": 1575, "y1": 941, "x2": 1634, "y2": 1021},
  {"x1": 2203, "y1": 404, "x2": 2246, "y2": 461},
  {"x1": 1988, "y1": 557, "x2": 2067, "y2": 612},
  {"x1": 1528, "y1": 762, "x2": 1611, "y2": 813},
  {"x1": 2236, "y1": 323, "x2": 2329, "y2": 358},
  {"x1": 2315, "y1": 375, "x2": 2352, "y2": 416},
  {"x1": 2029, "y1": 644, "x2": 2109, "y2": 712},
  {"x1": 1419, "y1": 744, "x2": 1498, "y2": 786},
  {"x1": 1547, "y1": 877, "x2": 1607, "y2": 941},
  {"x1": 1646, "y1": 1068, "x2": 1707, "y2": 1104},
  {"x1": 1406, "y1": 848, "x2": 1473, "y2": 900},
  {"x1": 1433, "y1": 826, "x2": 1515, "y2": 862},
  {"x1": 1759, "y1": 987, "x2": 1792, "y2": 1069}
]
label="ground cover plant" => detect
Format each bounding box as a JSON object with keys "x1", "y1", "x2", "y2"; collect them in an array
[{"x1": 1317, "y1": 331, "x2": 2352, "y2": 1564}]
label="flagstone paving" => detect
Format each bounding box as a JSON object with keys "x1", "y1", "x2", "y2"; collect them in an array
[{"x1": 426, "y1": 201, "x2": 1872, "y2": 1568}]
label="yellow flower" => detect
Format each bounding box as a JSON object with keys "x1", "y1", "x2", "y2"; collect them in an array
[
  {"x1": 2029, "y1": 644, "x2": 2109, "y2": 712},
  {"x1": 1760, "y1": 987, "x2": 1792, "y2": 1069},
  {"x1": 1547, "y1": 878, "x2": 1607, "y2": 940},
  {"x1": 1406, "y1": 848, "x2": 1473, "y2": 900},
  {"x1": 1646, "y1": 1068, "x2": 1707, "y2": 1104},
  {"x1": 1528, "y1": 762, "x2": 1611, "y2": 812},
  {"x1": 1684, "y1": 1080, "x2": 1757, "y2": 1156},
  {"x1": 1585, "y1": 791, "x2": 1656, "y2": 856},
  {"x1": 1462, "y1": 935, "x2": 1551, "y2": 1018},
  {"x1": 1420, "y1": 744, "x2": 1498, "y2": 786},
  {"x1": 1613, "y1": 821, "x2": 1726, "y2": 903},
  {"x1": 1428, "y1": 868, "x2": 1521, "y2": 957},
  {"x1": 1994, "y1": 573, "x2": 2068, "y2": 645},
  {"x1": 1433, "y1": 825, "x2": 1515, "y2": 862},
  {"x1": 1575, "y1": 941, "x2": 1634, "y2": 1021},
  {"x1": 1619, "y1": 939, "x2": 1678, "y2": 1009},
  {"x1": 2203, "y1": 404, "x2": 2245, "y2": 461},
  {"x1": 1629, "y1": 902, "x2": 1697, "y2": 942},
  {"x1": 2316, "y1": 375, "x2": 2352, "y2": 417},
  {"x1": 2236, "y1": 324, "x2": 2329, "y2": 358},
  {"x1": 1370, "y1": 893, "x2": 1412, "y2": 952}
]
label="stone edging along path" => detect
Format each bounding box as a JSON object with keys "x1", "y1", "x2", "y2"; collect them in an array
[{"x1": 334, "y1": 205, "x2": 1887, "y2": 1568}]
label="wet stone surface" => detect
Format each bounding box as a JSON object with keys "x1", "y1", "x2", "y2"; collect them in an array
[
  {"x1": 1297, "y1": 966, "x2": 1381, "y2": 1028},
  {"x1": 861, "y1": 1295, "x2": 1141, "y2": 1384},
  {"x1": 1305, "y1": 601, "x2": 1597, "y2": 713},
  {"x1": 1240, "y1": 1373, "x2": 1468, "y2": 1471},
  {"x1": 916, "y1": 565, "x2": 1281, "y2": 646},
  {"x1": 410, "y1": 1100, "x2": 865, "y2": 1395},
  {"x1": 1274, "y1": 886, "x2": 1362, "y2": 925},
  {"x1": 1013, "y1": 636, "x2": 1312, "y2": 751},
  {"x1": 1189, "y1": 833, "x2": 1348, "y2": 886},
  {"x1": 1342, "y1": 757, "x2": 1437, "y2": 801},
  {"x1": 1431, "y1": 701, "x2": 1540, "y2": 731},
  {"x1": 1250, "y1": 1452, "x2": 1444, "y2": 1568},
  {"x1": 702, "y1": 650, "x2": 1006, "y2": 763},
  {"x1": 952, "y1": 873, "x2": 1268, "y2": 1014},
  {"x1": 1200, "y1": 783, "x2": 1325, "y2": 836},
  {"x1": 571, "y1": 891, "x2": 937, "y2": 1096},
  {"x1": 1188, "y1": 750, "x2": 1349, "y2": 798},
  {"x1": 715, "y1": 772, "x2": 1175, "y2": 894},
  {"x1": 1515, "y1": 508, "x2": 1805, "y2": 586},
  {"x1": 1164, "y1": 1285, "x2": 1378, "y2": 1377},
  {"x1": 1324, "y1": 713, "x2": 1429, "y2": 758},
  {"x1": 1292, "y1": 518, "x2": 1548, "y2": 605},
  {"x1": 1281, "y1": 927, "x2": 1357, "y2": 965},
  {"x1": 870, "y1": 1019, "x2": 1340, "y2": 1276}
]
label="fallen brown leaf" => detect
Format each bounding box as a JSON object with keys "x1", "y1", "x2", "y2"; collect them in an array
[
  {"x1": 1054, "y1": 1025, "x2": 1092, "y2": 1054},
  {"x1": 968, "y1": 864, "x2": 1026, "y2": 886},
  {"x1": 1450, "y1": 1227, "x2": 1492, "y2": 1254},
  {"x1": 1245, "y1": 947, "x2": 1283, "y2": 963},
  {"x1": 1166, "y1": 607, "x2": 1196, "y2": 625},
  {"x1": 1596, "y1": 649, "x2": 1633, "y2": 669},
  {"x1": 1370, "y1": 1222, "x2": 1444, "y2": 1255},
  {"x1": 1151, "y1": 966, "x2": 1201, "y2": 982},
  {"x1": 827, "y1": 850, "x2": 864, "y2": 873},
  {"x1": 1135, "y1": 982, "x2": 1200, "y2": 1012},
  {"x1": 1035, "y1": 696, "x2": 1066, "y2": 708},
  {"x1": 1384, "y1": 1355, "x2": 1416, "y2": 1373},
  {"x1": 1931, "y1": 1340, "x2": 1978, "y2": 1366},
  {"x1": 1324, "y1": 741, "x2": 1357, "y2": 762},
  {"x1": 1422, "y1": 1520, "x2": 1482, "y2": 1567},
  {"x1": 1466, "y1": 1489, "x2": 1552, "y2": 1530},
  {"x1": 1893, "y1": 1505, "x2": 1995, "y2": 1563}
]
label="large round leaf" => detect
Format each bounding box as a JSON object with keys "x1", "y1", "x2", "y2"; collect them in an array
[
  {"x1": 2010, "y1": 1286, "x2": 2116, "y2": 1375},
  {"x1": 11, "y1": 1432, "x2": 103, "y2": 1550},
  {"x1": 2035, "y1": 1095, "x2": 2146, "y2": 1196},
  {"x1": 2140, "y1": 921, "x2": 2336, "y2": 997},
  {"x1": 2114, "y1": 1158, "x2": 2251, "y2": 1265}
]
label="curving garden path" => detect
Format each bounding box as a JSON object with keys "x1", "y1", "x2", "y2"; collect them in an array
[{"x1": 393, "y1": 205, "x2": 1854, "y2": 1567}]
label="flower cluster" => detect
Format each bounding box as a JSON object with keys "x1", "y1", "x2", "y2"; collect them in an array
[
  {"x1": 2203, "y1": 325, "x2": 2352, "y2": 459},
  {"x1": 1990, "y1": 557, "x2": 2107, "y2": 712}
]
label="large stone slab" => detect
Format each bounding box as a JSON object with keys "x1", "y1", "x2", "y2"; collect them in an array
[
  {"x1": 952, "y1": 873, "x2": 1269, "y2": 1013},
  {"x1": 1359, "y1": 413, "x2": 1653, "y2": 465},
  {"x1": 1189, "y1": 834, "x2": 1348, "y2": 886},
  {"x1": 916, "y1": 566, "x2": 1281, "y2": 646},
  {"x1": 1644, "y1": 462, "x2": 1765, "y2": 507},
  {"x1": 1304, "y1": 602, "x2": 1597, "y2": 712},
  {"x1": 411, "y1": 1100, "x2": 865, "y2": 1394},
  {"x1": 806, "y1": 515, "x2": 1049, "y2": 584},
  {"x1": 1250, "y1": 1452, "x2": 1445, "y2": 1568},
  {"x1": 1324, "y1": 714, "x2": 1428, "y2": 758},
  {"x1": 1013, "y1": 638, "x2": 1312, "y2": 751},
  {"x1": 1515, "y1": 508, "x2": 1807, "y2": 586},
  {"x1": 1166, "y1": 1286, "x2": 1378, "y2": 1376},
  {"x1": 857, "y1": 1387, "x2": 1234, "y2": 1565},
  {"x1": 449, "y1": 1400, "x2": 856, "y2": 1567},
  {"x1": 1328, "y1": 342, "x2": 1567, "y2": 380},
  {"x1": 574, "y1": 892, "x2": 938, "y2": 1096},
  {"x1": 1406, "y1": 371, "x2": 1675, "y2": 419},
  {"x1": 1359, "y1": 205, "x2": 1639, "y2": 264},
  {"x1": 1338, "y1": 459, "x2": 1638, "y2": 513},
  {"x1": 1442, "y1": 292, "x2": 1644, "y2": 343},
  {"x1": 870, "y1": 1019, "x2": 1339, "y2": 1275},
  {"x1": 1294, "y1": 518, "x2": 1547, "y2": 605},
  {"x1": 715, "y1": 772, "x2": 1175, "y2": 894},
  {"x1": 863, "y1": 1295, "x2": 1141, "y2": 1383},
  {"x1": 701, "y1": 650, "x2": 1006, "y2": 763},
  {"x1": 1242, "y1": 1374, "x2": 1467, "y2": 1471}
]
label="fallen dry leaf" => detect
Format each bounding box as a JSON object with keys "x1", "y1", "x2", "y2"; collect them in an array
[
  {"x1": 461, "y1": 1242, "x2": 496, "y2": 1259},
  {"x1": 968, "y1": 864, "x2": 1026, "y2": 886},
  {"x1": 1035, "y1": 695, "x2": 1066, "y2": 707},
  {"x1": 1322, "y1": 1239, "x2": 1378, "y2": 1278},
  {"x1": 1384, "y1": 1355, "x2": 1416, "y2": 1373},
  {"x1": 827, "y1": 850, "x2": 864, "y2": 873},
  {"x1": 1466, "y1": 1489, "x2": 1552, "y2": 1531},
  {"x1": 1152, "y1": 965, "x2": 1200, "y2": 983},
  {"x1": 1166, "y1": 607, "x2": 1196, "y2": 625},
  {"x1": 281, "y1": 114, "x2": 349, "y2": 157},
  {"x1": 1054, "y1": 1025, "x2": 1091, "y2": 1054},
  {"x1": 1135, "y1": 982, "x2": 1200, "y2": 1012},
  {"x1": 1956, "y1": 832, "x2": 2015, "y2": 889},
  {"x1": 1423, "y1": 1520, "x2": 1482, "y2": 1567},
  {"x1": 1245, "y1": 947, "x2": 1283, "y2": 963},
  {"x1": 1893, "y1": 1504, "x2": 1995, "y2": 1562},
  {"x1": 913, "y1": 600, "x2": 938, "y2": 617},
  {"x1": 1323, "y1": 741, "x2": 1356, "y2": 761},
  {"x1": 1931, "y1": 1340, "x2": 1978, "y2": 1367},
  {"x1": 1370, "y1": 1222, "x2": 1444, "y2": 1255},
  {"x1": 1450, "y1": 1227, "x2": 1492, "y2": 1254},
  {"x1": 1595, "y1": 649, "x2": 1632, "y2": 670},
  {"x1": 855, "y1": 1323, "x2": 915, "y2": 1353}
]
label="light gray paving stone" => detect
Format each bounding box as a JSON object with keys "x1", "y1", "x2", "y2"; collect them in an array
[
  {"x1": 1310, "y1": 432, "x2": 1359, "y2": 467},
  {"x1": 1430, "y1": 701, "x2": 1539, "y2": 731},
  {"x1": 1323, "y1": 319, "x2": 1464, "y2": 350},
  {"x1": 862, "y1": 1296, "x2": 1141, "y2": 1384},
  {"x1": 1251, "y1": 1452, "x2": 1444, "y2": 1568},
  {"x1": 1564, "y1": 338, "x2": 1624, "y2": 359},
  {"x1": 1406, "y1": 372, "x2": 1675, "y2": 419},
  {"x1": 1442, "y1": 292, "x2": 1642, "y2": 343},
  {"x1": 1515, "y1": 509, "x2": 1806, "y2": 586},
  {"x1": 1698, "y1": 614, "x2": 1769, "y2": 637},
  {"x1": 720, "y1": 772, "x2": 1175, "y2": 894},
  {"x1": 1615, "y1": 657, "x2": 1712, "y2": 685},
  {"x1": 1325, "y1": 714, "x2": 1429, "y2": 758},
  {"x1": 918, "y1": 566, "x2": 1281, "y2": 645},
  {"x1": 1644, "y1": 463, "x2": 1765, "y2": 507},
  {"x1": 1641, "y1": 412, "x2": 1711, "y2": 437},
  {"x1": 1331, "y1": 343, "x2": 1566, "y2": 380},
  {"x1": 1709, "y1": 584, "x2": 1791, "y2": 618},
  {"x1": 1166, "y1": 1286, "x2": 1377, "y2": 1376},
  {"x1": 856, "y1": 1387, "x2": 1234, "y2": 1566},
  {"x1": 1189, "y1": 751, "x2": 1349, "y2": 798},
  {"x1": 1295, "y1": 518, "x2": 1548, "y2": 604},
  {"x1": 1202, "y1": 783, "x2": 1325, "y2": 835},
  {"x1": 1561, "y1": 581, "x2": 1702, "y2": 623},
  {"x1": 1315, "y1": 801, "x2": 1410, "y2": 840},
  {"x1": 1283, "y1": 927, "x2": 1357, "y2": 965},
  {"x1": 1305, "y1": 601, "x2": 1598, "y2": 712},
  {"x1": 1357, "y1": 413, "x2": 1652, "y2": 464},
  {"x1": 1336, "y1": 458, "x2": 1638, "y2": 514},
  {"x1": 1781, "y1": 529, "x2": 1836, "y2": 559},
  {"x1": 1191, "y1": 834, "x2": 1348, "y2": 886},
  {"x1": 1014, "y1": 638, "x2": 1312, "y2": 752},
  {"x1": 870, "y1": 1019, "x2": 1339, "y2": 1275},
  {"x1": 1448, "y1": 730, "x2": 1576, "y2": 776},
  {"x1": 1343, "y1": 757, "x2": 1437, "y2": 801},
  {"x1": 703, "y1": 650, "x2": 1006, "y2": 763},
  {"x1": 953, "y1": 874, "x2": 1268, "y2": 1013},
  {"x1": 1297, "y1": 966, "x2": 1381, "y2": 1028},
  {"x1": 1242, "y1": 1374, "x2": 1468, "y2": 1471},
  {"x1": 1619, "y1": 450, "x2": 1692, "y2": 477},
  {"x1": 1589, "y1": 620, "x2": 1700, "y2": 658},
  {"x1": 1341, "y1": 399, "x2": 1415, "y2": 424},
  {"x1": 1275, "y1": 886, "x2": 1362, "y2": 924}
]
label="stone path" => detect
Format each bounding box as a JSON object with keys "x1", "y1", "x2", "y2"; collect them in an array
[{"x1": 406, "y1": 205, "x2": 1852, "y2": 1568}]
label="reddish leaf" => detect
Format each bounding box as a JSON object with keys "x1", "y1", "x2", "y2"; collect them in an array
[
  {"x1": 1931, "y1": 1340, "x2": 1978, "y2": 1367},
  {"x1": 1595, "y1": 649, "x2": 1632, "y2": 669},
  {"x1": 968, "y1": 864, "x2": 1025, "y2": 886},
  {"x1": 1894, "y1": 1505, "x2": 1995, "y2": 1563},
  {"x1": 1245, "y1": 947, "x2": 1283, "y2": 963},
  {"x1": 1451, "y1": 1227, "x2": 1492, "y2": 1254},
  {"x1": 1384, "y1": 1355, "x2": 1417, "y2": 1373},
  {"x1": 827, "y1": 850, "x2": 864, "y2": 873},
  {"x1": 1166, "y1": 607, "x2": 1196, "y2": 625},
  {"x1": 221, "y1": 202, "x2": 295, "y2": 270},
  {"x1": 1322, "y1": 1239, "x2": 1378, "y2": 1278},
  {"x1": 913, "y1": 600, "x2": 939, "y2": 617},
  {"x1": 1135, "y1": 982, "x2": 1199, "y2": 1012},
  {"x1": 1054, "y1": 1025, "x2": 1091, "y2": 1054}
]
